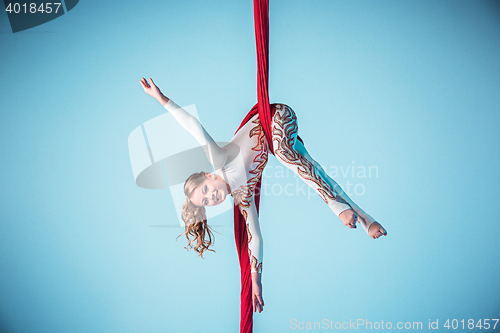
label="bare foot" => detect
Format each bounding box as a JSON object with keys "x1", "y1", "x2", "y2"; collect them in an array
[
  {"x1": 368, "y1": 222, "x2": 387, "y2": 239},
  {"x1": 339, "y1": 209, "x2": 358, "y2": 229}
]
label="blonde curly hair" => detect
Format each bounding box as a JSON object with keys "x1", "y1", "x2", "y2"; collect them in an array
[{"x1": 178, "y1": 171, "x2": 216, "y2": 258}]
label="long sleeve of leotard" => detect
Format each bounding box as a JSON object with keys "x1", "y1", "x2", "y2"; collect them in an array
[
  {"x1": 164, "y1": 99, "x2": 227, "y2": 169},
  {"x1": 237, "y1": 196, "x2": 263, "y2": 274}
]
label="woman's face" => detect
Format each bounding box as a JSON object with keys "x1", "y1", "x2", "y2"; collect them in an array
[{"x1": 190, "y1": 173, "x2": 229, "y2": 207}]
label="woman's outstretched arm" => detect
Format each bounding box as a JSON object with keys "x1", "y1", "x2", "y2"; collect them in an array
[{"x1": 140, "y1": 77, "x2": 227, "y2": 169}]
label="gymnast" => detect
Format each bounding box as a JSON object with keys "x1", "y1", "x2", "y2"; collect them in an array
[{"x1": 139, "y1": 77, "x2": 387, "y2": 314}]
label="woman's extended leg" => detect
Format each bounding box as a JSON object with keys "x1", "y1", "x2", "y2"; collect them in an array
[{"x1": 271, "y1": 104, "x2": 386, "y2": 239}]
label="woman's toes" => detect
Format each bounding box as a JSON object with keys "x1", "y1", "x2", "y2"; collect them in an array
[{"x1": 367, "y1": 222, "x2": 387, "y2": 239}]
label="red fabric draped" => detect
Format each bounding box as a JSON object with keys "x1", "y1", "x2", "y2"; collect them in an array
[
  {"x1": 234, "y1": 1, "x2": 306, "y2": 331},
  {"x1": 253, "y1": 0, "x2": 273, "y2": 148},
  {"x1": 233, "y1": 178, "x2": 261, "y2": 333},
  {"x1": 237, "y1": 0, "x2": 272, "y2": 147},
  {"x1": 233, "y1": 1, "x2": 269, "y2": 332}
]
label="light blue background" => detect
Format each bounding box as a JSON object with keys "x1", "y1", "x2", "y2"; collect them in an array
[{"x1": 1, "y1": 1, "x2": 499, "y2": 332}]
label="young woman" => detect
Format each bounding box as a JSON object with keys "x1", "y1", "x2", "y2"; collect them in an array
[{"x1": 139, "y1": 77, "x2": 387, "y2": 313}]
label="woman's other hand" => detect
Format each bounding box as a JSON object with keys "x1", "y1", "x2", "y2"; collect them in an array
[
  {"x1": 251, "y1": 274, "x2": 264, "y2": 313},
  {"x1": 139, "y1": 77, "x2": 169, "y2": 105}
]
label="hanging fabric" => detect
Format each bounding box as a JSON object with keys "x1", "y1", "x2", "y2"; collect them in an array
[
  {"x1": 234, "y1": 0, "x2": 304, "y2": 331},
  {"x1": 233, "y1": 1, "x2": 269, "y2": 332}
]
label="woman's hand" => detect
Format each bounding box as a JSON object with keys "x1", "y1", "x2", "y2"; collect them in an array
[
  {"x1": 139, "y1": 77, "x2": 169, "y2": 105},
  {"x1": 251, "y1": 273, "x2": 264, "y2": 313}
]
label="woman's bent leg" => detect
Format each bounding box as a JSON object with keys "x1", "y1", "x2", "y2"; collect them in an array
[{"x1": 271, "y1": 104, "x2": 377, "y2": 233}]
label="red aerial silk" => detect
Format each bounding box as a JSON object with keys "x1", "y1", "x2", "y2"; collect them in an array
[
  {"x1": 234, "y1": 1, "x2": 304, "y2": 332},
  {"x1": 232, "y1": 178, "x2": 260, "y2": 333},
  {"x1": 252, "y1": 0, "x2": 272, "y2": 147},
  {"x1": 232, "y1": 1, "x2": 270, "y2": 332}
]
